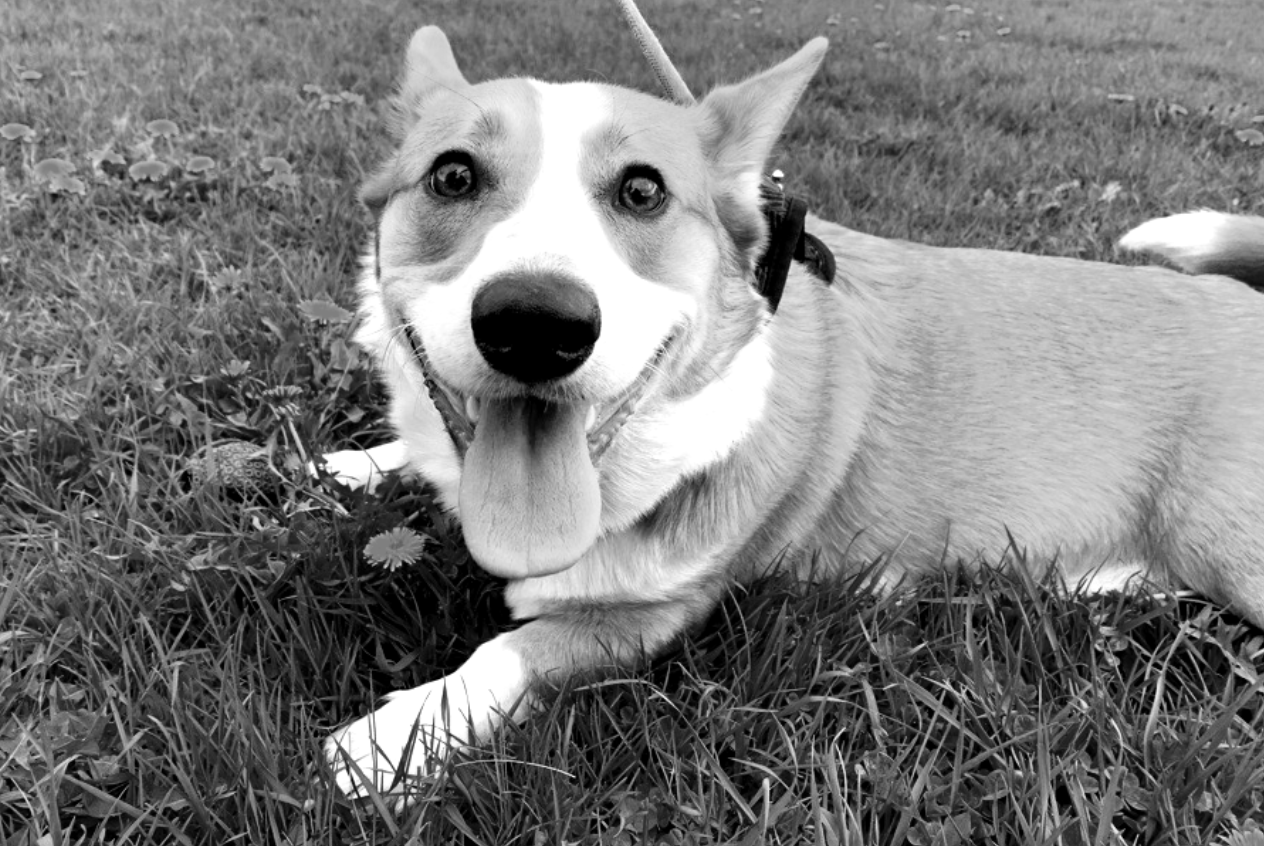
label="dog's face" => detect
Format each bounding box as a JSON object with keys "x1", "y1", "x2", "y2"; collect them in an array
[{"x1": 360, "y1": 27, "x2": 826, "y2": 579}]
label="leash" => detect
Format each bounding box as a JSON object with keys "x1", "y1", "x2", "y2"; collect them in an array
[{"x1": 754, "y1": 169, "x2": 835, "y2": 313}]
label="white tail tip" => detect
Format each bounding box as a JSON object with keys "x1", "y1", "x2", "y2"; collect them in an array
[
  {"x1": 1118, "y1": 210, "x2": 1229, "y2": 263},
  {"x1": 1119, "y1": 210, "x2": 1264, "y2": 286}
]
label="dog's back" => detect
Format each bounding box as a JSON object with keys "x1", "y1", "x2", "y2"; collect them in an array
[{"x1": 766, "y1": 217, "x2": 1264, "y2": 615}]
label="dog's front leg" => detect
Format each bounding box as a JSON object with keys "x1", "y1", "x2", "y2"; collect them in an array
[
  {"x1": 324, "y1": 591, "x2": 717, "y2": 800},
  {"x1": 314, "y1": 439, "x2": 409, "y2": 492}
]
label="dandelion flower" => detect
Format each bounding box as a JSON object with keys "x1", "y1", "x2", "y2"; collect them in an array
[{"x1": 364, "y1": 527, "x2": 427, "y2": 571}]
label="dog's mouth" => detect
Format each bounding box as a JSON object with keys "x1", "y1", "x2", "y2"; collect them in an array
[
  {"x1": 404, "y1": 323, "x2": 673, "y2": 465},
  {"x1": 402, "y1": 318, "x2": 678, "y2": 580}
]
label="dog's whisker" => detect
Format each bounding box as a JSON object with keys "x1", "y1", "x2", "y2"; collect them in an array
[{"x1": 381, "y1": 324, "x2": 414, "y2": 366}]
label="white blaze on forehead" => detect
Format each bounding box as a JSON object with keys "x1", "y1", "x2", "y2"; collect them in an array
[
  {"x1": 492, "y1": 81, "x2": 612, "y2": 257},
  {"x1": 411, "y1": 80, "x2": 697, "y2": 398}
]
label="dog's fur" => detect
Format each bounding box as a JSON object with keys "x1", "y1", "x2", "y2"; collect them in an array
[{"x1": 321, "y1": 26, "x2": 1264, "y2": 798}]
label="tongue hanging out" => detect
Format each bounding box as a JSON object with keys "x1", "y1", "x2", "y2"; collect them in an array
[{"x1": 460, "y1": 397, "x2": 602, "y2": 578}]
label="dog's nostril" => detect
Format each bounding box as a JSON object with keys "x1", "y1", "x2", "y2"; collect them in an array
[{"x1": 471, "y1": 272, "x2": 601, "y2": 383}]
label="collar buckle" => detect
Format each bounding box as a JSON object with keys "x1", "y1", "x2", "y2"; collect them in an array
[{"x1": 753, "y1": 170, "x2": 836, "y2": 313}]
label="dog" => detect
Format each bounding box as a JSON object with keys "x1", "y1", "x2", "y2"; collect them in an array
[{"x1": 319, "y1": 12, "x2": 1264, "y2": 800}]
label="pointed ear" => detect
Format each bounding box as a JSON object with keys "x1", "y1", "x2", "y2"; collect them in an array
[
  {"x1": 363, "y1": 28, "x2": 469, "y2": 215},
  {"x1": 390, "y1": 26, "x2": 470, "y2": 136},
  {"x1": 697, "y1": 38, "x2": 827, "y2": 258},
  {"x1": 699, "y1": 37, "x2": 827, "y2": 182}
]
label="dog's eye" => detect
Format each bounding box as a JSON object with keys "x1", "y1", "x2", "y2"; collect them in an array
[
  {"x1": 429, "y1": 153, "x2": 477, "y2": 199},
  {"x1": 617, "y1": 167, "x2": 667, "y2": 216}
]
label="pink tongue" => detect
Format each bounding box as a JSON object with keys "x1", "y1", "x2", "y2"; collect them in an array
[{"x1": 460, "y1": 398, "x2": 602, "y2": 578}]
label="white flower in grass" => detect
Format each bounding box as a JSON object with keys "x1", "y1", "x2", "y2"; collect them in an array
[
  {"x1": 364, "y1": 528, "x2": 427, "y2": 572},
  {"x1": 186, "y1": 155, "x2": 215, "y2": 175},
  {"x1": 298, "y1": 299, "x2": 354, "y2": 323},
  {"x1": 260, "y1": 156, "x2": 298, "y2": 190},
  {"x1": 1235, "y1": 128, "x2": 1264, "y2": 147},
  {"x1": 129, "y1": 160, "x2": 170, "y2": 182},
  {"x1": 33, "y1": 158, "x2": 86, "y2": 196},
  {"x1": 1, "y1": 123, "x2": 34, "y2": 142},
  {"x1": 262, "y1": 384, "x2": 302, "y2": 420},
  {"x1": 145, "y1": 118, "x2": 179, "y2": 138}
]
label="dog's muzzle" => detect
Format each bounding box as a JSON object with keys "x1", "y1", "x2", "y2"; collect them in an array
[
  {"x1": 399, "y1": 311, "x2": 676, "y2": 466},
  {"x1": 398, "y1": 302, "x2": 677, "y2": 579}
]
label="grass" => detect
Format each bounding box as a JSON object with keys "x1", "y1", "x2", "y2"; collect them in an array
[{"x1": 3, "y1": 0, "x2": 1264, "y2": 842}]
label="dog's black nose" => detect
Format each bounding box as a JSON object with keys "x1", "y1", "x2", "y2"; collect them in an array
[{"x1": 471, "y1": 271, "x2": 601, "y2": 383}]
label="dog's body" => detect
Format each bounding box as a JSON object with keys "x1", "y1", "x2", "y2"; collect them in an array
[{"x1": 321, "y1": 25, "x2": 1264, "y2": 798}]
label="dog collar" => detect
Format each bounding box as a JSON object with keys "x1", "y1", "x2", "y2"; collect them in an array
[{"x1": 755, "y1": 171, "x2": 835, "y2": 313}]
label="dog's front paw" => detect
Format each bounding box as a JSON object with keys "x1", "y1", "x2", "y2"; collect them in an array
[
  {"x1": 310, "y1": 441, "x2": 409, "y2": 492},
  {"x1": 324, "y1": 678, "x2": 470, "y2": 799},
  {"x1": 324, "y1": 639, "x2": 531, "y2": 801}
]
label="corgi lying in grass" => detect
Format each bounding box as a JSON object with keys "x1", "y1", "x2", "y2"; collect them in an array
[{"x1": 318, "y1": 3, "x2": 1264, "y2": 801}]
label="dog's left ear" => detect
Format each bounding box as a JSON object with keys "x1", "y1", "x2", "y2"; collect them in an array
[
  {"x1": 700, "y1": 38, "x2": 826, "y2": 175},
  {"x1": 699, "y1": 38, "x2": 827, "y2": 252}
]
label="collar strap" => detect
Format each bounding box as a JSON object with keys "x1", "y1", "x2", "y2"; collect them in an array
[{"x1": 754, "y1": 173, "x2": 836, "y2": 313}]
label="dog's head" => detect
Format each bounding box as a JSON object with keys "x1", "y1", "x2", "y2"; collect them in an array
[{"x1": 362, "y1": 26, "x2": 826, "y2": 579}]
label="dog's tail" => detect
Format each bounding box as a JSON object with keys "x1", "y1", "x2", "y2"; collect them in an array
[{"x1": 1118, "y1": 210, "x2": 1264, "y2": 288}]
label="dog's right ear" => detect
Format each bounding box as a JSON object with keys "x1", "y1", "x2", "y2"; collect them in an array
[
  {"x1": 391, "y1": 26, "x2": 470, "y2": 137},
  {"x1": 362, "y1": 27, "x2": 470, "y2": 214}
]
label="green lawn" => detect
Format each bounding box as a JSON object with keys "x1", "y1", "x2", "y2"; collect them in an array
[{"x1": 3, "y1": 0, "x2": 1264, "y2": 842}]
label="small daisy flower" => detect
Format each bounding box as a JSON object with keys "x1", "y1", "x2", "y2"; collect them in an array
[
  {"x1": 364, "y1": 527, "x2": 427, "y2": 571},
  {"x1": 262, "y1": 384, "x2": 302, "y2": 419}
]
